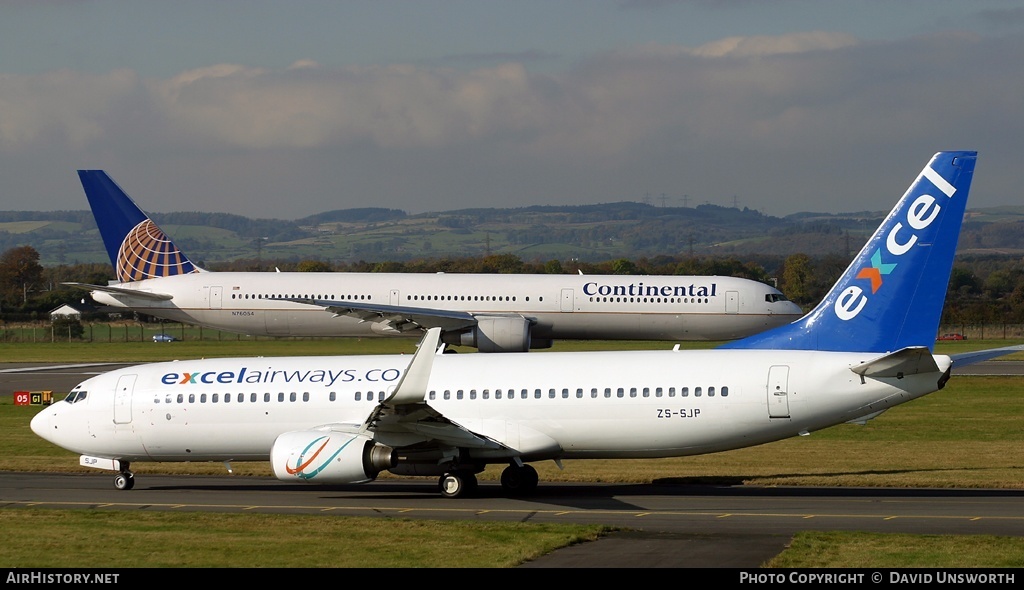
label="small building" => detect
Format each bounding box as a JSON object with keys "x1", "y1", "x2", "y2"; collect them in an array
[{"x1": 49, "y1": 304, "x2": 82, "y2": 321}]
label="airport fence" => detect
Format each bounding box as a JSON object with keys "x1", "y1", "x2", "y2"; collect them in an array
[
  {"x1": 0, "y1": 322, "x2": 250, "y2": 343},
  {"x1": 936, "y1": 324, "x2": 1024, "y2": 341}
]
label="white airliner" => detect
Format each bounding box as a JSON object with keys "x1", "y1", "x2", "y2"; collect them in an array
[
  {"x1": 35, "y1": 152, "x2": 1008, "y2": 499},
  {"x1": 67, "y1": 171, "x2": 801, "y2": 352}
]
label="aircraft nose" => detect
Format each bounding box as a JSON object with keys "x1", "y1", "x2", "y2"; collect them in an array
[{"x1": 30, "y1": 408, "x2": 52, "y2": 441}]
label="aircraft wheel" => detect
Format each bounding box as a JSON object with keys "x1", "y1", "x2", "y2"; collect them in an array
[
  {"x1": 500, "y1": 464, "x2": 539, "y2": 496},
  {"x1": 113, "y1": 473, "x2": 135, "y2": 491},
  {"x1": 438, "y1": 471, "x2": 477, "y2": 498}
]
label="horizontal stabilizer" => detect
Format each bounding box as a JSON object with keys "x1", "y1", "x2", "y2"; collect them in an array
[
  {"x1": 851, "y1": 347, "x2": 940, "y2": 378},
  {"x1": 951, "y1": 345, "x2": 1024, "y2": 367},
  {"x1": 63, "y1": 282, "x2": 174, "y2": 301}
]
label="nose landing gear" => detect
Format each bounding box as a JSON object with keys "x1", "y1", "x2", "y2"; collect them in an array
[{"x1": 113, "y1": 462, "x2": 135, "y2": 490}]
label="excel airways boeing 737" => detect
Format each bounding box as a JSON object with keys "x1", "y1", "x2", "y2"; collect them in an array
[
  {"x1": 36, "y1": 151, "x2": 1017, "y2": 498},
  {"x1": 66, "y1": 171, "x2": 801, "y2": 352}
]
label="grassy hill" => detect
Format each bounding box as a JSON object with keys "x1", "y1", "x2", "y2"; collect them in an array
[{"x1": 3, "y1": 203, "x2": 1024, "y2": 268}]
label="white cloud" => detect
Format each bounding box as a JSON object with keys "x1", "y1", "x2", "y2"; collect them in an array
[
  {"x1": 0, "y1": 69, "x2": 139, "y2": 150},
  {"x1": 1, "y1": 30, "x2": 1022, "y2": 217}
]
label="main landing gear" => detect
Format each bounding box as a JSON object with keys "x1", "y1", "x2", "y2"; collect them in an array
[
  {"x1": 437, "y1": 463, "x2": 540, "y2": 498},
  {"x1": 500, "y1": 463, "x2": 538, "y2": 496},
  {"x1": 438, "y1": 471, "x2": 478, "y2": 498},
  {"x1": 113, "y1": 462, "x2": 135, "y2": 490}
]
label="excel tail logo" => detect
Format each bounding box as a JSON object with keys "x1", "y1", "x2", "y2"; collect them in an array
[
  {"x1": 855, "y1": 249, "x2": 897, "y2": 294},
  {"x1": 833, "y1": 163, "x2": 958, "y2": 322}
]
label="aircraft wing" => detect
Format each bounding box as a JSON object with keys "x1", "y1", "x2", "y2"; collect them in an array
[
  {"x1": 282, "y1": 297, "x2": 493, "y2": 333},
  {"x1": 63, "y1": 282, "x2": 174, "y2": 301},
  {"x1": 303, "y1": 329, "x2": 501, "y2": 449},
  {"x1": 359, "y1": 327, "x2": 505, "y2": 450},
  {"x1": 950, "y1": 344, "x2": 1024, "y2": 367}
]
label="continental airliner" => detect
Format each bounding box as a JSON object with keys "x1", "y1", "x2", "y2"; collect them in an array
[
  {"x1": 34, "y1": 152, "x2": 1002, "y2": 498},
  {"x1": 67, "y1": 171, "x2": 802, "y2": 352}
]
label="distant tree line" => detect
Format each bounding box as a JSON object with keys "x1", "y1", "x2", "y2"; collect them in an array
[{"x1": 0, "y1": 245, "x2": 1019, "y2": 327}]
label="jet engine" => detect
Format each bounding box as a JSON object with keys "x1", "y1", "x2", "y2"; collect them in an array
[
  {"x1": 443, "y1": 316, "x2": 533, "y2": 353},
  {"x1": 270, "y1": 430, "x2": 395, "y2": 484}
]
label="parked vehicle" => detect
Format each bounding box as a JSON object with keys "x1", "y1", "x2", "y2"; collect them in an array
[
  {"x1": 153, "y1": 333, "x2": 178, "y2": 343},
  {"x1": 938, "y1": 333, "x2": 966, "y2": 341}
]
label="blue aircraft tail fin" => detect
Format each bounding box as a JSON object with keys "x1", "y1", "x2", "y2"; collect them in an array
[
  {"x1": 721, "y1": 151, "x2": 976, "y2": 353},
  {"x1": 78, "y1": 170, "x2": 202, "y2": 282}
]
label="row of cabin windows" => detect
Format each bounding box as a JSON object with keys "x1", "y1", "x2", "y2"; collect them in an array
[
  {"x1": 587, "y1": 296, "x2": 711, "y2": 304},
  {"x1": 154, "y1": 391, "x2": 392, "y2": 405},
  {"x1": 429, "y1": 386, "x2": 728, "y2": 400},
  {"x1": 155, "y1": 390, "x2": 390, "y2": 405},
  {"x1": 231, "y1": 294, "x2": 372, "y2": 300},
  {"x1": 409, "y1": 294, "x2": 533, "y2": 302},
  {"x1": 157, "y1": 391, "x2": 317, "y2": 404},
  {"x1": 227, "y1": 293, "x2": 734, "y2": 305},
  {"x1": 227, "y1": 293, "x2": 544, "y2": 304},
  {"x1": 154, "y1": 386, "x2": 728, "y2": 406}
]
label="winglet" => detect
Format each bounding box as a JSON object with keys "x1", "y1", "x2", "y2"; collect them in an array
[
  {"x1": 78, "y1": 170, "x2": 202, "y2": 282},
  {"x1": 722, "y1": 151, "x2": 977, "y2": 353},
  {"x1": 385, "y1": 327, "x2": 443, "y2": 405}
]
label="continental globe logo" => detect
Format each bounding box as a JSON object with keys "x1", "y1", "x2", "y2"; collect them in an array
[{"x1": 116, "y1": 219, "x2": 199, "y2": 282}]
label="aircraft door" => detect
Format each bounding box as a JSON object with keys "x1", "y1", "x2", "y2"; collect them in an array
[
  {"x1": 726, "y1": 290, "x2": 739, "y2": 314},
  {"x1": 766, "y1": 365, "x2": 791, "y2": 419},
  {"x1": 113, "y1": 374, "x2": 137, "y2": 425},
  {"x1": 390, "y1": 289, "x2": 400, "y2": 306},
  {"x1": 560, "y1": 289, "x2": 574, "y2": 312},
  {"x1": 209, "y1": 286, "x2": 223, "y2": 309}
]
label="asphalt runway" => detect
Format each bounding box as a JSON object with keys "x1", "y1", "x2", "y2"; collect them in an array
[
  {"x1": 4, "y1": 472, "x2": 1024, "y2": 568},
  {"x1": 5, "y1": 360, "x2": 1024, "y2": 568}
]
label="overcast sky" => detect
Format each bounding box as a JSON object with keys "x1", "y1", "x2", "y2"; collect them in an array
[{"x1": 1, "y1": 0, "x2": 1022, "y2": 219}]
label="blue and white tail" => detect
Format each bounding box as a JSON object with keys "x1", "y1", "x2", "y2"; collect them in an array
[
  {"x1": 722, "y1": 151, "x2": 976, "y2": 353},
  {"x1": 79, "y1": 170, "x2": 202, "y2": 282}
]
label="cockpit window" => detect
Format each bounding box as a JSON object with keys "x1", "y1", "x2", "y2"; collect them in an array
[
  {"x1": 63, "y1": 391, "x2": 87, "y2": 404},
  {"x1": 765, "y1": 293, "x2": 789, "y2": 303}
]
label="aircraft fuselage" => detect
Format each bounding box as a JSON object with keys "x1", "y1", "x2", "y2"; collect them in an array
[{"x1": 90, "y1": 271, "x2": 802, "y2": 341}]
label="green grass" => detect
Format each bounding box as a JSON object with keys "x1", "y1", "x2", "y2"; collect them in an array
[
  {"x1": 0, "y1": 509, "x2": 608, "y2": 568},
  {"x1": 767, "y1": 531, "x2": 1024, "y2": 568}
]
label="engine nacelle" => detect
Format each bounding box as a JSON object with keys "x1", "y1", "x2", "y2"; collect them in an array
[
  {"x1": 270, "y1": 430, "x2": 395, "y2": 484},
  {"x1": 445, "y1": 316, "x2": 532, "y2": 353}
]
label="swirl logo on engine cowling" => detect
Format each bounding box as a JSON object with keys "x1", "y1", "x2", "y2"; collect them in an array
[
  {"x1": 116, "y1": 219, "x2": 199, "y2": 282},
  {"x1": 286, "y1": 435, "x2": 353, "y2": 480}
]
